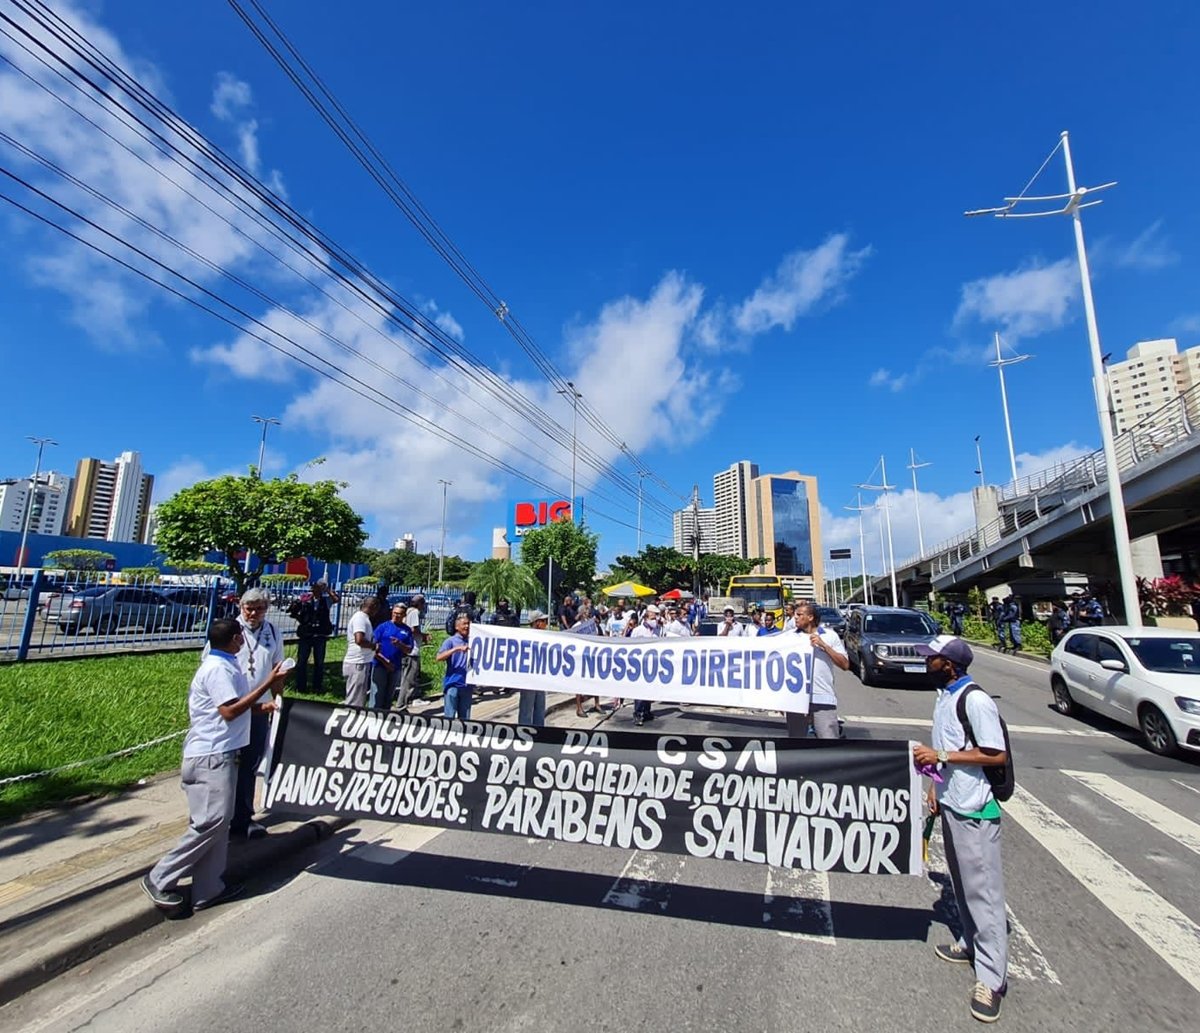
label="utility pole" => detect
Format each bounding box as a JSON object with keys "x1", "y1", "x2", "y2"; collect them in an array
[
  {"x1": 966, "y1": 131, "x2": 1138, "y2": 625},
  {"x1": 437, "y1": 479, "x2": 451, "y2": 583},
  {"x1": 558, "y1": 381, "x2": 582, "y2": 510},
  {"x1": 691, "y1": 484, "x2": 701, "y2": 598},
  {"x1": 989, "y1": 333, "x2": 1029, "y2": 484},
  {"x1": 908, "y1": 448, "x2": 931, "y2": 557},
  {"x1": 16, "y1": 436, "x2": 57, "y2": 582},
  {"x1": 844, "y1": 494, "x2": 872, "y2": 605}
]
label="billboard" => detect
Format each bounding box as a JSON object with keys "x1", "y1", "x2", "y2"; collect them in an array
[{"x1": 507, "y1": 496, "x2": 582, "y2": 544}]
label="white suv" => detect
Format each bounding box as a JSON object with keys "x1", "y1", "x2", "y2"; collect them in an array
[{"x1": 1049, "y1": 627, "x2": 1200, "y2": 755}]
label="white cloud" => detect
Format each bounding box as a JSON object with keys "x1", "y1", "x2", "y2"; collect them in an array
[
  {"x1": 733, "y1": 233, "x2": 871, "y2": 335},
  {"x1": 868, "y1": 367, "x2": 910, "y2": 392},
  {"x1": 210, "y1": 72, "x2": 252, "y2": 121},
  {"x1": 954, "y1": 257, "x2": 1077, "y2": 341},
  {"x1": 1013, "y1": 441, "x2": 1093, "y2": 480},
  {"x1": 1110, "y1": 220, "x2": 1178, "y2": 271},
  {"x1": 1168, "y1": 314, "x2": 1200, "y2": 339}
]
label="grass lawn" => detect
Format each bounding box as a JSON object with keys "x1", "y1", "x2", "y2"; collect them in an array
[{"x1": 0, "y1": 639, "x2": 446, "y2": 821}]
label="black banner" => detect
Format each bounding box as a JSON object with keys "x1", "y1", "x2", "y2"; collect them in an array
[{"x1": 265, "y1": 699, "x2": 922, "y2": 876}]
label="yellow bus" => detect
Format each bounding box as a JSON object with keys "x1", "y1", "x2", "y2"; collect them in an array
[{"x1": 726, "y1": 574, "x2": 791, "y2": 626}]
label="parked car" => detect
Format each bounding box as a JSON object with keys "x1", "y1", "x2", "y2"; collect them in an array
[
  {"x1": 816, "y1": 605, "x2": 847, "y2": 638},
  {"x1": 1049, "y1": 627, "x2": 1200, "y2": 756},
  {"x1": 158, "y1": 585, "x2": 238, "y2": 623},
  {"x1": 43, "y1": 586, "x2": 205, "y2": 634},
  {"x1": 843, "y1": 605, "x2": 941, "y2": 686}
]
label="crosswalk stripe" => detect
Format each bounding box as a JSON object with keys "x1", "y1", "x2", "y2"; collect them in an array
[
  {"x1": 1063, "y1": 770, "x2": 1200, "y2": 858},
  {"x1": 762, "y1": 866, "x2": 835, "y2": 944},
  {"x1": 925, "y1": 839, "x2": 1059, "y2": 984},
  {"x1": 602, "y1": 850, "x2": 685, "y2": 912},
  {"x1": 1005, "y1": 784, "x2": 1200, "y2": 995}
]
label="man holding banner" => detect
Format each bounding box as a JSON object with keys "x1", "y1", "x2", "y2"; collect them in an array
[
  {"x1": 437, "y1": 612, "x2": 474, "y2": 720},
  {"x1": 784, "y1": 600, "x2": 848, "y2": 739},
  {"x1": 627, "y1": 604, "x2": 664, "y2": 725}
]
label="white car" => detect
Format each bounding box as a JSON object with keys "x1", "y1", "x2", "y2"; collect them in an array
[{"x1": 1049, "y1": 626, "x2": 1200, "y2": 755}]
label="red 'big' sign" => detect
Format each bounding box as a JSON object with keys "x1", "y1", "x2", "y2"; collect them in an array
[{"x1": 514, "y1": 500, "x2": 572, "y2": 535}]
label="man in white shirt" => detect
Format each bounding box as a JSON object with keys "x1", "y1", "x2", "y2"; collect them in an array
[
  {"x1": 606, "y1": 603, "x2": 629, "y2": 638},
  {"x1": 786, "y1": 600, "x2": 848, "y2": 739},
  {"x1": 343, "y1": 598, "x2": 378, "y2": 707},
  {"x1": 663, "y1": 605, "x2": 692, "y2": 638},
  {"x1": 142, "y1": 619, "x2": 285, "y2": 913},
  {"x1": 716, "y1": 605, "x2": 747, "y2": 637},
  {"x1": 628, "y1": 604, "x2": 664, "y2": 725}
]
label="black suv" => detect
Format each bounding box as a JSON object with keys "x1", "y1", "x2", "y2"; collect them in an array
[{"x1": 843, "y1": 606, "x2": 940, "y2": 686}]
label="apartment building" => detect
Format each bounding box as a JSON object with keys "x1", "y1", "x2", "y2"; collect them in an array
[
  {"x1": 65, "y1": 451, "x2": 154, "y2": 543},
  {"x1": 1106, "y1": 338, "x2": 1200, "y2": 434}
]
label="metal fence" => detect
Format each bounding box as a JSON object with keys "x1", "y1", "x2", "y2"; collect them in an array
[{"x1": 0, "y1": 574, "x2": 465, "y2": 662}]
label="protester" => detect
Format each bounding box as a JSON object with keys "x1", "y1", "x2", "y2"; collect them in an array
[
  {"x1": 663, "y1": 605, "x2": 692, "y2": 638},
  {"x1": 782, "y1": 601, "x2": 798, "y2": 632},
  {"x1": 220, "y1": 588, "x2": 287, "y2": 839},
  {"x1": 395, "y1": 598, "x2": 425, "y2": 707},
  {"x1": 628, "y1": 604, "x2": 663, "y2": 725},
  {"x1": 717, "y1": 605, "x2": 747, "y2": 637},
  {"x1": 912, "y1": 636, "x2": 1008, "y2": 1024},
  {"x1": 289, "y1": 578, "x2": 337, "y2": 694},
  {"x1": 141, "y1": 619, "x2": 285, "y2": 913},
  {"x1": 370, "y1": 603, "x2": 413, "y2": 710},
  {"x1": 572, "y1": 600, "x2": 603, "y2": 717},
  {"x1": 606, "y1": 602, "x2": 629, "y2": 638},
  {"x1": 556, "y1": 592, "x2": 578, "y2": 630},
  {"x1": 519, "y1": 610, "x2": 550, "y2": 726},
  {"x1": 437, "y1": 611, "x2": 474, "y2": 720},
  {"x1": 343, "y1": 598, "x2": 378, "y2": 707},
  {"x1": 758, "y1": 612, "x2": 780, "y2": 636},
  {"x1": 784, "y1": 600, "x2": 848, "y2": 738}
]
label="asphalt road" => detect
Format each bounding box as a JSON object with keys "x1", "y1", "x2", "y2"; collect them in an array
[{"x1": 4, "y1": 647, "x2": 1199, "y2": 1032}]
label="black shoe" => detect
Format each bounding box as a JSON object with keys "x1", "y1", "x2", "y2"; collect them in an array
[
  {"x1": 244, "y1": 821, "x2": 268, "y2": 840},
  {"x1": 969, "y1": 982, "x2": 1002, "y2": 1023},
  {"x1": 634, "y1": 714, "x2": 645, "y2": 726},
  {"x1": 193, "y1": 882, "x2": 245, "y2": 911},
  {"x1": 141, "y1": 874, "x2": 183, "y2": 910},
  {"x1": 934, "y1": 942, "x2": 972, "y2": 965}
]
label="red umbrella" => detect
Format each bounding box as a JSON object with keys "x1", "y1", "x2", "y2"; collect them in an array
[{"x1": 659, "y1": 588, "x2": 694, "y2": 600}]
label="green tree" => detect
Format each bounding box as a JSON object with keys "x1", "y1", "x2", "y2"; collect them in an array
[
  {"x1": 43, "y1": 549, "x2": 116, "y2": 572},
  {"x1": 610, "y1": 545, "x2": 693, "y2": 591},
  {"x1": 467, "y1": 558, "x2": 543, "y2": 609},
  {"x1": 155, "y1": 474, "x2": 367, "y2": 593},
  {"x1": 120, "y1": 566, "x2": 161, "y2": 582},
  {"x1": 170, "y1": 560, "x2": 227, "y2": 575},
  {"x1": 694, "y1": 554, "x2": 765, "y2": 594},
  {"x1": 519, "y1": 519, "x2": 598, "y2": 596}
]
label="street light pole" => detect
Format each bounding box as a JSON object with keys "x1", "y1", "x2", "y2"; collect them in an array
[
  {"x1": 558, "y1": 381, "x2": 582, "y2": 510},
  {"x1": 966, "y1": 131, "x2": 1138, "y2": 626},
  {"x1": 437, "y1": 479, "x2": 451, "y2": 584},
  {"x1": 974, "y1": 436, "x2": 986, "y2": 487},
  {"x1": 859, "y1": 455, "x2": 898, "y2": 606},
  {"x1": 989, "y1": 332, "x2": 1029, "y2": 484},
  {"x1": 251, "y1": 415, "x2": 280, "y2": 479},
  {"x1": 844, "y1": 494, "x2": 872, "y2": 605},
  {"x1": 908, "y1": 447, "x2": 931, "y2": 557},
  {"x1": 16, "y1": 436, "x2": 57, "y2": 582}
]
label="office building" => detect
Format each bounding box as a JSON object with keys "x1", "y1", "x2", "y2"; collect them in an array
[
  {"x1": 394, "y1": 533, "x2": 418, "y2": 553},
  {"x1": 65, "y1": 451, "x2": 154, "y2": 543},
  {"x1": 746, "y1": 470, "x2": 824, "y2": 602},
  {"x1": 673, "y1": 506, "x2": 717, "y2": 556},
  {"x1": 712, "y1": 461, "x2": 758, "y2": 557},
  {"x1": 1106, "y1": 338, "x2": 1200, "y2": 435},
  {"x1": 0, "y1": 471, "x2": 72, "y2": 536}
]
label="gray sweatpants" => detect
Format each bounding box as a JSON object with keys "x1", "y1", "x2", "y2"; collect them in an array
[
  {"x1": 942, "y1": 807, "x2": 1008, "y2": 992},
  {"x1": 343, "y1": 659, "x2": 372, "y2": 707},
  {"x1": 148, "y1": 751, "x2": 237, "y2": 906},
  {"x1": 785, "y1": 704, "x2": 839, "y2": 739}
]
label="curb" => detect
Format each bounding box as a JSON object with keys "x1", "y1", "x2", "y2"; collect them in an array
[{"x1": 0, "y1": 814, "x2": 349, "y2": 1007}]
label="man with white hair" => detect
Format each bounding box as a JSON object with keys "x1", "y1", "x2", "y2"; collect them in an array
[{"x1": 214, "y1": 587, "x2": 289, "y2": 840}]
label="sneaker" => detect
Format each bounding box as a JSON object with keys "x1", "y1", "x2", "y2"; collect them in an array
[
  {"x1": 140, "y1": 874, "x2": 183, "y2": 910},
  {"x1": 934, "y1": 942, "x2": 973, "y2": 965},
  {"x1": 245, "y1": 821, "x2": 268, "y2": 840},
  {"x1": 634, "y1": 713, "x2": 645, "y2": 726},
  {"x1": 969, "y1": 982, "x2": 1002, "y2": 1024},
  {"x1": 193, "y1": 882, "x2": 245, "y2": 911}
]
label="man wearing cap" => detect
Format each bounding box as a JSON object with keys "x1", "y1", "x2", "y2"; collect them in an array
[
  {"x1": 912, "y1": 636, "x2": 1008, "y2": 1025},
  {"x1": 519, "y1": 611, "x2": 551, "y2": 725},
  {"x1": 627, "y1": 604, "x2": 664, "y2": 725},
  {"x1": 717, "y1": 605, "x2": 748, "y2": 637}
]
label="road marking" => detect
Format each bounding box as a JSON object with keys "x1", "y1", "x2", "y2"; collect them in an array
[
  {"x1": 1173, "y1": 779, "x2": 1200, "y2": 798},
  {"x1": 762, "y1": 866, "x2": 835, "y2": 944},
  {"x1": 842, "y1": 714, "x2": 1107, "y2": 738},
  {"x1": 602, "y1": 850, "x2": 685, "y2": 912},
  {"x1": 348, "y1": 823, "x2": 443, "y2": 866},
  {"x1": 926, "y1": 838, "x2": 1059, "y2": 984},
  {"x1": 1063, "y1": 771, "x2": 1200, "y2": 858},
  {"x1": 1005, "y1": 784, "x2": 1200, "y2": 995},
  {"x1": 971, "y1": 650, "x2": 1051, "y2": 675}
]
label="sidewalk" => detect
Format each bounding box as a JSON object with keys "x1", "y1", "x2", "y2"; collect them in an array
[{"x1": 0, "y1": 689, "x2": 584, "y2": 1005}]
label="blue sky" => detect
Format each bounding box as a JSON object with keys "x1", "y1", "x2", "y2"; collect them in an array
[{"x1": 2, "y1": 0, "x2": 1197, "y2": 573}]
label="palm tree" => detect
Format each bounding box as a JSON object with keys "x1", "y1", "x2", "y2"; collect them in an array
[{"x1": 466, "y1": 559, "x2": 543, "y2": 611}]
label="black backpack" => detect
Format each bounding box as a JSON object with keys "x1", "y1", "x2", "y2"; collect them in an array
[{"x1": 956, "y1": 683, "x2": 1015, "y2": 803}]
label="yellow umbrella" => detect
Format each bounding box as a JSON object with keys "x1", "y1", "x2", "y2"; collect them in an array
[{"x1": 602, "y1": 580, "x2": 656, "y2": 598}]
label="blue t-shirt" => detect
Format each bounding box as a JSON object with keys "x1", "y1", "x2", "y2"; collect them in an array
[
  {"x1": 440, "y1": 633, "x2": 470, "y2": 688},
  {"x1": 758, "y1": 625, "x2": 779, "y2": 637},
  {"x1": 373, "y1": 620, "x2": 414, "y2": 666}
]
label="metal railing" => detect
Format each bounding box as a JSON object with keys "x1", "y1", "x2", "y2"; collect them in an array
[
  {"x1": 0, "y1": 575, "x2": 466, "y2": 662},
  {"x1": 896, "y1": 381, "x2": 1200, "y2": 579}
]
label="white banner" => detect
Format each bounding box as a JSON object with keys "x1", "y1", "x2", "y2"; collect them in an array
[{"x1": 468, "y1": 624, "x2": 815, "y2": 714}]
